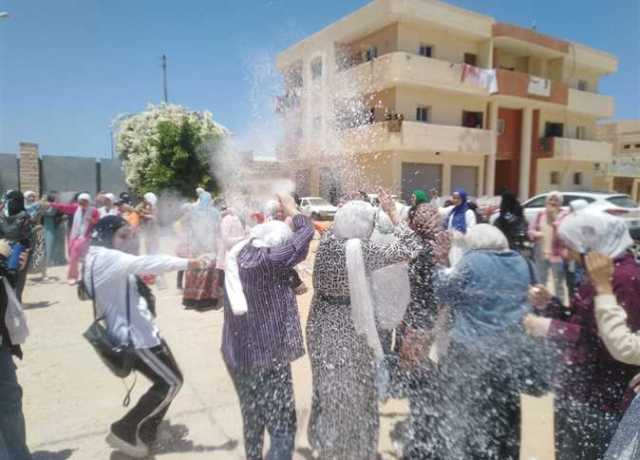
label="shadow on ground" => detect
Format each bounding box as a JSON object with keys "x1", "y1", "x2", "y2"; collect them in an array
[
  {"x1": 32, "y1": 449, "x2": 75, "y2": 460},
  {"x1": 108, "y1": 422, "x2": 238, "y2": 459},
  {"x1": 23, "y1": 301, "x2": 59, "y2": 310}
]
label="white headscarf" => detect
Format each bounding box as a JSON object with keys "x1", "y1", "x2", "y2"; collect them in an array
[
  {"x1": 224, "y1": 220, "x2": 294, "y2": 316},
  {"x1": 465, "y1": 224, "x2": 510, "y2": 251},
  {"x1": 558, "y1": 208, "x2": 633, "y2": 258},
  {"x1": 71, "y1": 194, "x2": 93, "y2": 239},
  {"x1": 333, "y1": 201, "x2": 383, "y2": 361},
  {"x1": 144, "y1": 192, "x2": 158, "y2": 207}
]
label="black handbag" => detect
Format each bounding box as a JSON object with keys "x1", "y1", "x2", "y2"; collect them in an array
[{"x1": 82, "y1": 258, "x2": 135, "y2": 379}]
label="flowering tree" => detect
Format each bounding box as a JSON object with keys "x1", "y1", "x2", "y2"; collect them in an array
[{"x1": 114, "y1": 103, "x2": 227, "y2": 196}]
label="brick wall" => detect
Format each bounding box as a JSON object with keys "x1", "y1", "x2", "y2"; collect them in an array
[{"x1": 19, "y1": 142, "x2": 40, "y2": 196}]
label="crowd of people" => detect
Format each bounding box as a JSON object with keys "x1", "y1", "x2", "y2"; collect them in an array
[{"x1": 1, "y1": 184, "x2": 639, "y2": 460}]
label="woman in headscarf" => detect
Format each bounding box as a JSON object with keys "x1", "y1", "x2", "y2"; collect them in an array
[
  {"x1": 84, "y1": 215, "x2": 205, "y2": 458},
  {"x1": 581, "y1": 248, "x2": 640, "y2": 460},
  {"x1": 528, "y1": 191, "x2": 567, "y2": 299},
  {"x1": 181, "y1": 190, "x2": 223, "y2": 310},
  {"x1": 411, "y1": 189, "x2": 428, "y2": 206},
  {"x1": 47, "y1": 193, "x2": 99, "y2": 285},
  {"x1": 427, "y1": 224, "x2": 536, "y2": 459},
  {"x1": 524, "y1": 207, "x2": 640, "y2": 460},
  {"x1": 223, "y1": 194, "x2": 314, "y2": 460},
  {"x1": 41, "y1": 192, "x2": 67, "y2": 267},
  {"x1": 444, "y1": 188, "x2": 477, "y2": 266},
  {"x1": 494, "y1": 191, "x2": 530, "y2": 254},
  {"x1": 0, "y1": 191, "x2": 33, "y2": 300},
  {"x1": 135, "y1": 193, "x2": 159, "y2": 256},
  {"x1": 306, "y1": 191, "x2": 422, "y2": 459},
  {"x1": 397, "y1": 203, "x2": 450, "y2": 459}
]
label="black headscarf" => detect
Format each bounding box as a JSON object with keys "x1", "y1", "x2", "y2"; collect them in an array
[
  {"x1": 499, "y1": 191, "x2": 523, "y2": 218},
  {"x1": 91, "y1": 215, "x2": 128, "y2": 248},
  {"x1": 4, "y1": 190, "x2": 25, "y2": 216}
]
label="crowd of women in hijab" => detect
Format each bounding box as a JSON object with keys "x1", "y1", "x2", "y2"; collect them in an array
[{"x1": 1, "y1": 182, "x2": 640, "y2": 460}]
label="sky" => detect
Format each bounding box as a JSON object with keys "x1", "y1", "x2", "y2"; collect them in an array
[{"x1": 0, "y1": 0, "x2": 638, "y2": 158}]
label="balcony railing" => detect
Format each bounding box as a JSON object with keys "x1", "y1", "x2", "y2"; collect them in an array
[
  {"x1": 495, "y1": 69, "x2": 568, "y2": 105},
  {"x1": 604, "y1": 159, "x2": 640, "y2": 177},
  {"x1": 337, "y1": 120, "x2": 491, "y2": 155},
  {"x1": 548, "y1": 137, "x2": 613, "y2": 163}
]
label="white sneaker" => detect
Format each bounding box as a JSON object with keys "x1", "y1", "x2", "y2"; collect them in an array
[{"x1": 106, "y1": 432, "x2": 149, "y2": 458}]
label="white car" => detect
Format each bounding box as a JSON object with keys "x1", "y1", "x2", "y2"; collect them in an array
[
  {"x1": 493, "y1": 191, "x2": 640, "y2": 240},
  {"x1": 300, "y1": 197, "x2": 337, "y2": 220}
]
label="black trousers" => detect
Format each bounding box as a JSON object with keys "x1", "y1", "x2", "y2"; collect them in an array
[
  {"x1": 226, "y1": 362, "x2": 296, "y2": 460},
  {"x1": 113, "y1": 341, "x2": 183, "y2": 445}
]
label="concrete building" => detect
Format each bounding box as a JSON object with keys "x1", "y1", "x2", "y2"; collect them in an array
[
  {"x1": 275, "y1": 0, "x2": 617, "y2": 202},
  {"x1": 595, "y1": 121, "x2": 640, "y2": 202}
]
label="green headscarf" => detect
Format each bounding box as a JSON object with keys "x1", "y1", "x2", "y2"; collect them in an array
[{"x1": 413, "y1": 189, "x2": 428, "y2": 205}]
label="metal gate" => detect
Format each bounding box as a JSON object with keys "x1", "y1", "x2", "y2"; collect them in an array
[
  {"x1": 451, "y1": 165, "x2": 479, "y2": 197},
  {"x1": 401, "y1": 162, "x2": 443, "y2": 202}
]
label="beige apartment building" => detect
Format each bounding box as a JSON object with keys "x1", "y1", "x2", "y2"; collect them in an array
[
  {"x1": 595, "y1": 120, "x2": 640, "y2": 202},
  {"x1": 275, "y1": 0, "x2": 617, "y2": 202}
]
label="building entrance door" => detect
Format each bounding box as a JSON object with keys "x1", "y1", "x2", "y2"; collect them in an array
[{"x1": 495, "y1": 108, "x2": 522, "y2": 195}]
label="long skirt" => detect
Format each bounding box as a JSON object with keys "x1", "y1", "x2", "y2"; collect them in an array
[
  {"x1": 306, "y1": 296, "x2": 379, "y2": 460},
  {"x1": 27, "y1": 225, "x2": 46, "y2": 275},
  {"x1": 182, "y1": 268, "x2": 222, "y2": 310},
  {"x1": 605, "y1": 394, "x2": 640, "y2": 460},
  {"x1": 43, "y1": 223, "x2": 66, "y2": 266},
  {"x1": 427, "y1": 340, "x2": 522, "y2": 460}
]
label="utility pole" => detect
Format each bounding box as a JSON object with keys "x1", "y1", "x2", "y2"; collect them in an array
[{"x1": 161, "y1": 54, "x2": 168, "y2": 104}]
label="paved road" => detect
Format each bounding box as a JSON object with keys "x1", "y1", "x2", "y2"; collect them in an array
[{"x1": 17, "y1": 244, "x2": 555, "y2": 459}]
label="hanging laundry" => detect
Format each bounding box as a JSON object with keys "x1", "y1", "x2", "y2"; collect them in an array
[
  {"x1": 527, "y1": 76, "x2": 551, "y2": 97},
  {"x1": 461, "y1": 64, "x2": 499, "y2": 94}
]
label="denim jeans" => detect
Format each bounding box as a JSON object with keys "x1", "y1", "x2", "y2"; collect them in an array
[{"x1": 0, "y1": 344, "x2": 32, "y2": 460}]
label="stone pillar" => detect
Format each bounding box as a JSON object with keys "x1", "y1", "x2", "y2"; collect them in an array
[
  {"x1": 19, "y1": 142, "x2": 40, "y2": 196},
  {"x1": 519, "y1": 107, "x2": 533, "y2": 201},
  {"x1": 485, "y1": 102, "x2": 498, "y2": 196}
]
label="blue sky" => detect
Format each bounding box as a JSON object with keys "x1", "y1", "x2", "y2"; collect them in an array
[{"x1": 0, "y1": 0, "x2": 638, "y2": 158}]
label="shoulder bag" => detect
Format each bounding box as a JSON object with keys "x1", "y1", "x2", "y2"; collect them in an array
[{"x1": 82, "y1": 258, "x2": 135, "y2": 379}]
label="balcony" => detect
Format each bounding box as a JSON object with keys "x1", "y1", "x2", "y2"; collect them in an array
[
  {"x1": 337, "y1": 121, "x2": 491, "y2": 155},
  {"x1": 567, "y1": 89, "x2": 614, "y2": 118},
  {"x1": 544, "y1": 137, "x2": 613, "y2": 163},
  {"x1": 495, "y1": 69, "x2": 568, "y2": 105},
  {"x1": 334, "y1": 52, "x2": 490, "y2": 96}
]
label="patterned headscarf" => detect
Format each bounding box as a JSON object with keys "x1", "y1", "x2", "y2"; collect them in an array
[{"x1": 410, "y1": 203, "x2": 450, "y2": 266}]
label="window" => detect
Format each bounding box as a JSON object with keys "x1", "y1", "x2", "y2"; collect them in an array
[
  {"x1": 310, "y1": 57, "x2": 323, "y2": 80},
  {"x1": 550, "y1": 171, "x2": 560, "y2": 185},
  {"x1": 576, "y1": 126, "x2": 586, "y2": 140},
  {"x1": 464, "y1": 53, "x2": 477, "y2": 66},
  {"x1": 462, "y1": 111, "x2": 483, "y2": 129},
  {"x1": 524, "y1": 196, "x2": 548, "y2": 208},
  {"x1": 545, "y1": 122, "x2": 564, "y2": 138},
  {"x1": 419, "y1": 44, "x2": 433, "y2": 58},
  {"x1": 365, "y1": 46, "x2": 378, "y2": 62},
  {"x1": 624, "y1": 144, "x2": 632, "y2": 149},
  {"x1": 497, "y1": 119, "x2": 506, "y2": 135},
  {"x1": 635, "y1": 144, "x2": 640, "y2": 149},
  {"x1": 578, "y1": 80, "x2": 588, "y2": 91},
  {"x1": 573, "y1": 172, "x2": 583, "y2": 186},
  {"x1": 416, "y1": 106, "x2": 430, "y2": 123},
  {"x1": 607, "y1": 196, "x2": 637, "y2": 208},
  {"x1": 367, "y1": 107, "x2": 375, "y2": 124}
]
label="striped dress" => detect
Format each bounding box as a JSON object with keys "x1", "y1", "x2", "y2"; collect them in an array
[{"x1": 221, "y1": 214, "x2": 314, "y2": 371}]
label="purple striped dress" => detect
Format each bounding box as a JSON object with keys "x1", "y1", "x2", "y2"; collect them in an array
[{"x1": 221, "y1": 215, "x2": 314, "y2": 371}]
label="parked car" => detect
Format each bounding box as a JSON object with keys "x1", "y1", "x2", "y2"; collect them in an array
[
  {"x1": 491, "y1": 191, "x2": 640, "y2": 240},
  {"x1": 300, "y1": 197, "x2": 338, "y2": 220}
]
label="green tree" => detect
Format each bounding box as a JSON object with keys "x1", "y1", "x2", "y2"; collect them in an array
[{"x1": 114, "y1": 103, "x2": 227, "y2": 196}]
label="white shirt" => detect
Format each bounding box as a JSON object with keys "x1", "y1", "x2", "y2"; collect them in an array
[
  {"x1": 84, "y1": 246, "x2": 188, "y2": 349},
  {"x1": 444, "y1": 207, "x2": 477, "y2": 231},
  {"x1": 98, "y1": 206, "x2": 119, "y2": 218}
]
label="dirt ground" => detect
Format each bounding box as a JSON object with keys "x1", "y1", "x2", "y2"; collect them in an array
[{"x1": 17, "y1": 236, "x2": 555, "y2": 459}]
